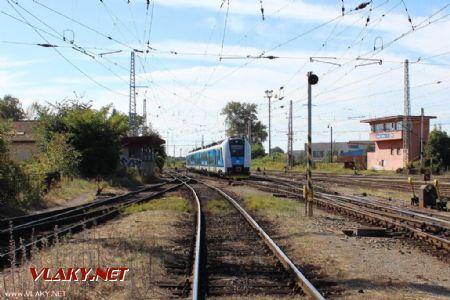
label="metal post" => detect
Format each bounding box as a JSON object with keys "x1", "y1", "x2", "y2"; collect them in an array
[
  {"x1": 420, "y1": 108, "x2": 424, "y2": 169},
  {"x1": 329, "y1": 125, "x2": 333, "y2": 163},
  {"x1": 269, "y1": 94, "x2": 272, "y2": 156},
  {"x1": 287, "y1": 102, "x2": 290, "y2": 168},
  {"x1": 265, "y1": 90, "x2": 273, "y2": 156},
  {"x1": 403, "y1": 59, "x2": 410, "y2": 171},
  {"x1": 247, "y1": 119, "x2": 252, "y2": 145},
  {"x1": 166, "y1": 130, "x2": 169, "y2": 156},
  {"x1": 290, "y1": 100, "x2": 293, "y2": 168},
  {"x1": 306, "y1": 72, "x2": 319, "y2": 217}
]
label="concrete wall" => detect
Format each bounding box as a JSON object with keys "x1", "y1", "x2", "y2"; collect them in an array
[
  {"x1": 367, "y1": 140, "x2": 404, "y2": 170},
  {"x1": 120, "y1": 146, "x2": 158, "y2": 178}
]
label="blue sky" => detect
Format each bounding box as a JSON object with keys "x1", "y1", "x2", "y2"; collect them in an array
[{"x1": 1, "y1": 0, "x2": 450, "y2": 155}]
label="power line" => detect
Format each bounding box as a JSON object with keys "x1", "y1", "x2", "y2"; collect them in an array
[{"x1": 6, "y1": 0, "x2": 127, "y2": 97}]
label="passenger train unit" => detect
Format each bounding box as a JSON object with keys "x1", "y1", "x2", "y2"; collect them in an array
[{"x1": 186, "y1": 137, "x2": 251, "y2": 177}]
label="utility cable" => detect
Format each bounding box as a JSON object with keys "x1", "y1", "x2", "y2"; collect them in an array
[{"x1": 6, "y1": 0, "x2": 127, "y2": 97}]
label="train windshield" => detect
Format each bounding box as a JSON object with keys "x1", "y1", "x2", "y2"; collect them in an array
[{"x1": 229, "y1": 139, "x2": 244, "y2": 157}]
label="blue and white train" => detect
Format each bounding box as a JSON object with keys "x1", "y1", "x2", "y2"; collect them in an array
[{"x1": 186, "y1": 137, "x2": 251, "y2": 177}]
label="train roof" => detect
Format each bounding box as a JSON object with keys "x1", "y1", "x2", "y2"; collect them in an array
[{"x1": 187, "y1": 136, "x2": 244, "y2": 154}]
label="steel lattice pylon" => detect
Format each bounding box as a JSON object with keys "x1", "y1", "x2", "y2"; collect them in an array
[{"x1": 129, "y1": 51, "x2": 138, "y2": 136}]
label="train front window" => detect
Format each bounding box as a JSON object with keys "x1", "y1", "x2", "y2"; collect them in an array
[{"x1": 229, "y1": 140, "x2": 244, "y2": 157}]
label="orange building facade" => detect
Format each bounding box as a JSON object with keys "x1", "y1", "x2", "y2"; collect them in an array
[{"x1": 361, "y1": 115, "x2": 436, "y2": 171}]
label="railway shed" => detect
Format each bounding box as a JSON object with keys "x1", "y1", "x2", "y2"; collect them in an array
[{"x1": 120, "y1": 135, "x2": 165, "y2": 178}]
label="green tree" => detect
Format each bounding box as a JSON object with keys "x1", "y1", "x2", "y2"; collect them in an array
[
  {"x1": 63, "y1": 105, "x2": 129, "y2": 177},
  {"x1": 425, "y1": 127, "x2": 450, "y2": 169},
  {"x1": 0, "y1": 95, "x2": 25, "y2": 121},
  {"x1": 221, "y1": 102, "x2": 267, "y2": 143},
  {"x1": 271, "y1": 146, "x2": 284, "y2": 154},
  {"x1": 26, "y1": 133, "x2": 81, "y2": 176},
  {"x1": 0, "y1": 119, "x2": 10, "y2": 157},
  {"x1": 0, "y1": 119, "x2": 39, "y2": 210},
  {"x1": 34, "y1": 99, "x2": 129, "y2": 178},
  {"x1": 251, "y1": 143, "x2": 265, "y2": 158}
]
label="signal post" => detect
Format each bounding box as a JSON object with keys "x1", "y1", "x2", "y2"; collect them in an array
[{"x1": 305, "y1": 72, "x2": 319, "y2": 217}]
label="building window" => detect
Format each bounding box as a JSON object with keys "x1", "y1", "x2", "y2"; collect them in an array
[
  {"x1": 396, "y1": 121, "x2": 403, "y2": 130},
  {"x1": 380, "y1": 160, "x2": 384, "y2": 167},
  {"x1": 349, "y1": 144, "x2": 359, "y2": 149},
  {"x1": 385, "y1": 123, "x2": 394, "y2": 131},
  {"x1": 397, "y1": 148, "x2": 401, "y2": 155},
  {"x1": 390, "y1": 148, "x2": 394, "y2": 155},
  {"x1": 374, "y1": 123, "x2": 384, "y2": 132},
  {"x1": 313, "y1": 151, "x2": 324, "y2": 158}
]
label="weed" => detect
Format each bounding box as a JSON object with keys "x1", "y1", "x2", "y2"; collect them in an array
[
  {"x1": 205, "y1": 199, "x2": 233, "y2": 214},
  {"x1": 123, "y1": 196, "x2": 192, "y2": 214},
  {"x1": 244, "y1": 194, "x2": 298, "y2": 212}
]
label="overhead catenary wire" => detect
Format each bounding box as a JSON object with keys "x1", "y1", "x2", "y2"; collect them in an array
[{"x1": 5, "y1": 0, "x2": 128, "y2": 97}]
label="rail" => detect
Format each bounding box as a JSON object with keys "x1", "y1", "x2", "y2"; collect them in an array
[
  {"x1": 0, "y1": 181, "x2": 184, "y2": 268},
  {"x1": 200, "y1": 181, "x2": 325, "y2": 300}
]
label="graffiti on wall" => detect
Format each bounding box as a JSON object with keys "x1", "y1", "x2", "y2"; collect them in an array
[{"x1": 120, "y1": 156, "x2": 143, "y2": 169}]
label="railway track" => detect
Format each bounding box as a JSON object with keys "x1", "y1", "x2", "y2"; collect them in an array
[
  {"x1": 0, "y1": 179, "x2": 185, "y2": 268},
  {"x1": 259, "y1": 170, "x2": 450, "y2": 197},
  {"x1": 166, "y1": 172, "x2": 325, "y2": 299},
  {"x1": 247, "y1": 174, "x2": 450, "y2": 254}
]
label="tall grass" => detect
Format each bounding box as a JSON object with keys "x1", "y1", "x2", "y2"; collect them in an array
[{"x1": 243, "y1": 194, "x2": 298, "y2": 212}]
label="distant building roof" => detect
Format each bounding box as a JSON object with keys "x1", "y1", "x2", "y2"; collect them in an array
[
  {"x1": 360, "y1": 115, "x2": 436, "y2": 124},
  {"x1": 11, "y1": 120, "x2": 38, "y2": 143},
  {"x1": 121, "y1": 135, "x2": 165, "y2": 147},
  {"x1": 339, "y1": 149, "x2": 365, "y2": 157},
  {"x1": 347, "y1": 140, "x2": 374, "y2": 145}
]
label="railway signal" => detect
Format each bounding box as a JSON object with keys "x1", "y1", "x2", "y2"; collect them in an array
[{"x1": 305, "y1": 72, "x2": 319, "y2": 217}]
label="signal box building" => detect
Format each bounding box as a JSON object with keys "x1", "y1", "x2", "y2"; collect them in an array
[{"x1": 361, "y1": 115, "x2": 436, "y2": 171}]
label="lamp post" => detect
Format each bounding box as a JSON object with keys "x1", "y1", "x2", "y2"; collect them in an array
[
  {"x1": 305, "y1": 72, "x2": 319, "y2": 217},
  {"x1": 265, "y1": 90, "x2": 273, "y2": 156}
]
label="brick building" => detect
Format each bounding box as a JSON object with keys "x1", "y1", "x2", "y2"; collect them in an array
[{"x1": 361, "y1": 115, "x2": 436, "y2": 171}]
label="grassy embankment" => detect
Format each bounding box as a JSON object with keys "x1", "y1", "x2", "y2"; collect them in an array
[
  {"x1": 251, "y1": 153, "x2": 397, "y2": 175},
  {"x1": 43, "y1": 173, "x2": 145, "y2": 208}
]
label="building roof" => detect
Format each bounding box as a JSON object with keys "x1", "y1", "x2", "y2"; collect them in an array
[
  {"x1": 360, "y1": 115, "x2": 436, "y2": 124},
  {"x1": 10, "y1": 120, "x2": 39, "y2": 142},
  {"x1": 347, "y1": 140, "x2": 374, "y2": 145},
  {"x1": 338, "y1": 149, "x2": 365, "y2": 157},
  {"x1": 121, "y1": 135, "x2": 165, "y2": 147}
]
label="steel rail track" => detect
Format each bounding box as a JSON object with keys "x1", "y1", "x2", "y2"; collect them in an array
[
  {"x1": 0, "y1": 179, "x2": 177, "y2": 231},
  {"x1": 253, "y1": 174, "x2": 450, "y2": 229},
  {"x1": 252, "y1": 174, "x2": 450, "y2": 231},
  {"x1": 181, "y1": 181, "x2": 202, "y2": 300},
  {"x1": 248, "y1": 175, "x2": 450, "y2": 252},
  {"x1": 177, "y1": 173, "x2": 325, "y2": 300},
  {"x1": 259, "y1": 170, "x2": 450, "y2": 196},
  {"x1": 0, "y1": 181, "x2": 185, "y2": 268},
  {"x1": 0, "y1": 180, "x2": 180, "y2": 241}
]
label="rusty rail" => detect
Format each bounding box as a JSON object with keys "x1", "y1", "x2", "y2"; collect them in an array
[{"x1": 201, "y1": 181, "x2": 325, "y2": 300}]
